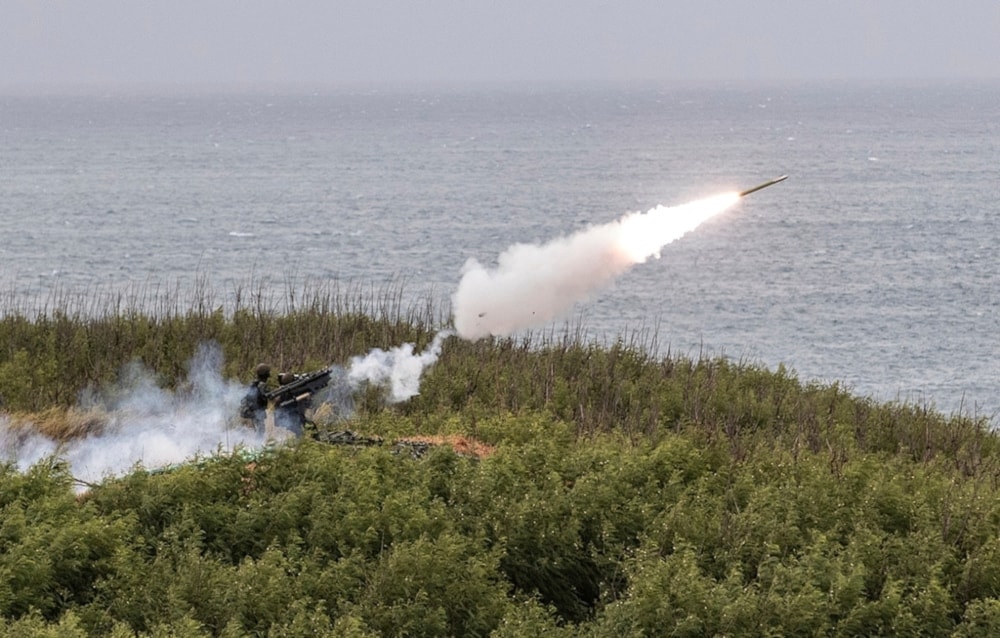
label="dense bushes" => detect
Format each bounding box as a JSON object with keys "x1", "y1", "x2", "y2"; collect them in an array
[
  {"x1": 4, "y1": 417, "x2": 1000, "y2": 636},
  {"x1": 4, "y1": 289, "x2": 1000, "y2": 635}
]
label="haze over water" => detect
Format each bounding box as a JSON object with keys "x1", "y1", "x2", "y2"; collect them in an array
[{"x1": 2, "y1": 81, "x2": 998, "y2": 418}]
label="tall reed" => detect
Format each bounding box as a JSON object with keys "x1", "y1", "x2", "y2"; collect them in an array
[{"x1": 1, "y1": 279, "x2": 994, "y2": 472}]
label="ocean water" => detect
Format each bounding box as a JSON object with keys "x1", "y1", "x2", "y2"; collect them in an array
[{"x1": 2, "y1": 81, "x2": 998, "y2": 418}]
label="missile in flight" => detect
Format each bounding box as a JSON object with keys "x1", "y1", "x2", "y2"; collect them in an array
[{"x1": 739, "y1": 174, "x2": 788, "y2": 197}]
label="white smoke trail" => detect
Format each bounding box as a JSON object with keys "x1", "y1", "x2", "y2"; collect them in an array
[
  {"x1": 452, "y1": 192, "x2": 740, "y2": 339},
  {"x1": 347, "y1": 330, "x2": 451, "y2": 402}
]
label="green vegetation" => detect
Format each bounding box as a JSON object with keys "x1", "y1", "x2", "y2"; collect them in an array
[{"x1": 2, "y1": 284, "x2": 1000, "y2": 636}]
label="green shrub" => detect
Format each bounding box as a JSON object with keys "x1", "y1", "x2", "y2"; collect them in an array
[{"x1": 4, "y1": 286, "x2": 1000, "y2": 635}]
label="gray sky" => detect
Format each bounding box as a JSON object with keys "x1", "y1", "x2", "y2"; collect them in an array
[{"x1": 3, "y1": 1, "x2": 999, "y2": 89}]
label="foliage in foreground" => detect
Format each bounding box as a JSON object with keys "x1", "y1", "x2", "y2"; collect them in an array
[
  {"x1": 4, "y1": 411, "x2": 1000, "y2": 637},
  {"x1": 3, "y1": 290, "x2": 1000, "y2": 636}
]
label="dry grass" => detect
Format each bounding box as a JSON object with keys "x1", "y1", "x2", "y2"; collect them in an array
[
  {"x1": 2, "y1": 407, "x2": 110, "y2": 443},
  {"x1": 396, "y1": 434, "x2": 497, "y2": 459}
]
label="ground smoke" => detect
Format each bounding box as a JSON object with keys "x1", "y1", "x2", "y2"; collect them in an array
[
  {"x1": 0, "y1": 342, "x2": 257, "y2": 487},
  {"x1": 0, "y1": 334, "x2": 450, "y2": 487}
]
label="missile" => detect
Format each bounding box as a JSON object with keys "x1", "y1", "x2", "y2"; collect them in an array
[{"x1": 739, "y1": 174, "x2": 788, "y2": 197}]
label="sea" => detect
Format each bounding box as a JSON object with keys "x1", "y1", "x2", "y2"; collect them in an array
[{"x1": 2, "y1": 80, "x2": 998, "y2": 420}]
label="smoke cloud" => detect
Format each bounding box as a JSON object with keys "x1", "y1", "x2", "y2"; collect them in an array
[
  {"x1": 452, "y1": 193, "x2": 740, "y2": 339},
  {"x1": 0, "y1": 342, "x2": 258, "y2": 487},
  {"x1": 0, "y1": 334, "x2": 450, "y2": 489},
  {"x1": 347, "y1": 329, "x2": 451, "y2": 402}
]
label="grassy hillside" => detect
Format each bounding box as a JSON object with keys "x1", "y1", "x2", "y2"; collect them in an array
[{"x1": 2, "y1": 286, "x2": 1000, "y2": 636}]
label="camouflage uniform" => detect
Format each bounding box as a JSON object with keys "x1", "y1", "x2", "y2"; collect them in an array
[{"x1": 239, "y1": 364, "x2": 271, "y2": 435}]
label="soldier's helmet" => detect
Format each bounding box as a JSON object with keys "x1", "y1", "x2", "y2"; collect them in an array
[
  {"x1": 254, "y1": 363, "x2": 271, "y2": 381},
  {"x1": 278, "y1": 372, "x2": 295, "y2": 385}
]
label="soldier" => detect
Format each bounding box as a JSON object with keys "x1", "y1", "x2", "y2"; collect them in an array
[{"x1": 239, "y1": 363, "x2": 271, "y2": 435}]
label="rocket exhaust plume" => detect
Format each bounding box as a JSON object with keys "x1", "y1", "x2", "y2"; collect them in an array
[
  {"x1": 452, "y1": 176, "x2": 787, "y2": 340},
  {"x1": 452, "y1": 192, "x2": 739, "y2": 340}
]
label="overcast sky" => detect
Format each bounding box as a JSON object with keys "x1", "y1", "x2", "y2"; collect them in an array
[{"x1": 3, "y1": 1, "x2": 999, "y2": 89}]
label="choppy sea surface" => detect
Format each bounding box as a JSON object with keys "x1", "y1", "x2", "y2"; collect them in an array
[{"x1": 2, "y1": 81, "x2": 998, "y2": 418}]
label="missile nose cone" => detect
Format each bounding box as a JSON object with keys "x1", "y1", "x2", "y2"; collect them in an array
[{"x1": 739, "y1": 175, "x2": 788, "y2": 197}]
